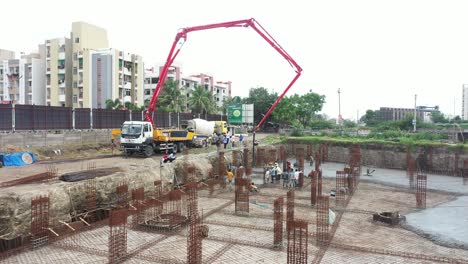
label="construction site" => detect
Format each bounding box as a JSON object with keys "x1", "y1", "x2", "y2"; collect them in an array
[{"x1": 0, "y1": 141, "x2": 468, "y2": 264}]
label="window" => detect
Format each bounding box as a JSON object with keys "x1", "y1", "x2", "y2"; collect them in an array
[
  {"x1": 75, "y1": 37, "x2": 80, "y2": 43},
  {"x1": 73, "y1": 81, "x2": 78, "y2": 88},
  {"x1": 73, "y1": 52, "x2": 77, "y2": 61},
  {"x1": 126, "y1": 90, "x2": 131, "y2": 96},
  {"x1": 144, "y1": 90, "x2": 150, "y2": 95},
  {"x1": 73, "y1": 95, "x2": 77, "y2": 103},
  {"x1": 73, "y1": 67, "x2": 77, "y2": 75}
]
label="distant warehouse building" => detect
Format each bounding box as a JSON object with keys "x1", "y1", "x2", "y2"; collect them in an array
[{"x1": 379, "y1": 107, "x2": 436, "y2": 122}]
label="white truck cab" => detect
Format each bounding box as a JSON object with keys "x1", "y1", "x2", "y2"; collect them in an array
[{"x1": 120, "y1": 121, "x2": 154, "y2": 157}]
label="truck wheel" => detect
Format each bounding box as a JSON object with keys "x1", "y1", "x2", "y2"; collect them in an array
[
  {"x1": 178, "y1": 143, "x2": 185, "y2": 152},
  {"x1": 172, "y1": 144, "x2": 178, "y2": 154},
  {"x1": 144, "y1": 146, "x2": 153, "y2": 157}
]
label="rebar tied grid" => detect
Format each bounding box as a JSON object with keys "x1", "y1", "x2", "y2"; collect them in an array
[
  {"x1": 273, "y1": 197, "x2": 284, "y2": 248},
  {"x1": 131, "y1": 187, "x2": 145, "y2": 228},
  {"x1": 108, "y1": 208, "x2": 128, "y2": 264},
  {"x1": 218, "y1": 152, "x2": 227, "y2": 189},
  {"x1": 316, "y1": 195, "x2": 329, "y2": 245},
  {"x1": 296, "y1": 147, "x2": 305, "y2": 172},
  {"x1": 310, "y1": 171, "x2": 317, "y2": 206},
  {"x1": 116, "y1": 182, "x2": 129, "y2": 208},
  {"x1": 286, "y1": 189, "x2": 295, "y2": 232},
  {"x1": 336, "y1": 170, "x2": 346, "y2": 208},
  {"x1": 416, "y1": 174, "x2": 427, "y2": 209},
  {"x1": 256, "y1": 147, "x2": 266, "y2": 167},
  {"x1": 186, "y1": 181, "x2": 202, "y2": 264},
  {"x1": 287, "y1": 219, "x2": 308, "y2": 264},
  {"x1": 243, "y1": 147, "x2": 252, "y2": 176},
  {"x1": 30, "y1": 195, "x2": 50, "y2": 249},
  {"x1": 268, "y1": 148, "x2": 277, "y2": 164},
  {"x1": 85, "y1": 178, "x2": 97, "y2": 223},
  {"x1": 235, "y1": 178, "x2": 250, "y2": 215}
]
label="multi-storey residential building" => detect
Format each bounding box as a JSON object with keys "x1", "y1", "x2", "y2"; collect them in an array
[
  {"x1": 0, "y1": 59, "x2": 20, "y2": 104},
  {"x1": 83, "y1": 48, "x2": 143, "y2": 108},
  {"x1": 213, "y1": 81, "x2": 232, "y2": 108},
  {"x1": 19, "y1": 48, "x2": 46, "y2": 105},
  {"x1": 144, "y1": 68, "x2": 159, "y2": 103},
  {"x1": 462, "y1": 84, "x2": 468, "y2": 120},
  {"x1": 45, "y1": 38, "x2": 72, "y2": 106},
  {"x1": 71, "y1": 22, "x2": 109, "y2": 108},
  {"x1": 0, "y1": 49, "x2": 15, "y2": 61}
]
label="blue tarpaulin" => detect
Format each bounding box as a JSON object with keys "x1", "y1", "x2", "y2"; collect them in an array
[{"x1": 0, "y1": 152, "x2": 37, "y2": 166}]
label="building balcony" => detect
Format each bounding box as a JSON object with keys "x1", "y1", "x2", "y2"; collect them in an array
[
  {"x1": 59, "y1": 52, "x2": 66, "y2": 60},
  {"x1": 124, "y1": 82, "x2": 131, "y2": 89},
  {"x1": 78, "y1": 51, "x2": 83, "y2": 58},
  {"x1": 59, "y1": 94, "x2": 66, "y2": 102},
  {"x1": 59, "y1": 81, "x2": 66, "y2": 88},
  {"x1": 58, "y1": 68, "x2": 66, "y2": 74}
]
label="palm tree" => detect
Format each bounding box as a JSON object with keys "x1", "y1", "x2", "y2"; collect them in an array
[
  {"x1": 158, "y1": 80, "x2": 185, "y2": 112},
  {"x1": 188, "y1": 85, "x2": 216, "y2": 114}
]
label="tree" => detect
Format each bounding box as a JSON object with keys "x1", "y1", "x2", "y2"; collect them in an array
[
  {"x1": 292, "y1": 91, "x2": 325, "y2": 127},
  {"x1": 158, "y1": 80, "x2": 185, "y2": 112},
  {"x1": 188, "y1": 85, "x2": 216, "y2": 114},
  {"x1": 361, "y1": 110, "x2": 380, "y2": 126},
  {"x1": 105, "y1": 98, "x2": 123, "y2": 110},
  {"x1": 243, "y1": 87, "x2": 277, "y2": 125},
  {"x1": 430, "y1": 110, "x2": 448, "y2": 123},
  {"x1": 272, "y1": 96, "x2": 296, "y2": 125}
]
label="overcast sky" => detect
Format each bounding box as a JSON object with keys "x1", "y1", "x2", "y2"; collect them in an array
[{"x1": 3, "y1": 0, "x2": 468, "y2": 120}]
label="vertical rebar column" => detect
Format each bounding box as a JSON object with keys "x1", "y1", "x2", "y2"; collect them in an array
[
  {"x1": 243, "y1": 147, "x2": 252, "y2": 176},
  {"x1": 166, "y1": 190, "x2": 183, "y2": 228},
  {"x1": 416, "y1": 174, "x2": 427, "y2": 209},
  {"x1": 336, "y1": 170, "x2": 346, "y2": 207},
  {"x1": 317, "y1": 170, "x2": 323, "y2": 197},
  {"x1": 218, "y1": 152, "x2": 227, "y2": 189},
  {"x1": 109, "y1": 208, "x2": 127, "y2": 264},
  {"x1": 256, "y1": 148, "x2": 265, "y2": 167},
  {"x1": 186, "y1": 181, "x2": 202, "y2": 264},
  {"x1": 306, "y1": 144, "x2": 313, "y2": 159},
  {"x1": 408, "y1": 158, "x2": 416, "y2": 189},
  {"x1": 116, "y1": 183, "x2": 129, "y2": 208},
  {"x1": 131, "y1": 187, "x2": 144, "y2": 228},
  {"x1": 46, "y1": 164, "x2": 58, "y2": 182},
  {"x1": 30, "y1": 195, "x2": 50, "y2": 248},
  {"x1": 286, "y1": 189, "x2": 295, "y2": 232},
  {"x1": 287, "y1": 220, "x2": 308, "y2": 264},
  {"x1": 236, "y1": 166, "x2": 244, "y2": 178},
  {"x1": 87, "y1": 161, "x2": 96, "y2": 171},
  {"x1": 280, "y1": 145, "x2": 287, "y2": 172},
  {"x1": 298, "y1": 172, "x2": 304, "y2": 188},
  {"x1": 154, "y1": 180, "x2": 162, "y2": 199},
  {"x1": 235, "y1": 178, "x2": 250, "y2": 215},
  {"x1": 454, "y1": 151, "x2": 460, "y2": 176},
  {"x1": 463, "y1": 159, "x2": 468, "y2": 185},
  {"x1": 316, "y1": 195, "x2": 329, "y2": 245},
  {"x1": 310, "y1": 171, "x2": 317, "y2": 206},
  {"x1": 232, "y1": 150, "x2": 239, "y2": 168},
  {"x1": 268, "y1": 149, "x2": 277, "y2": 164},
  {"x1": 296, "y1": 147, "x2": 305, "y2": 170},
  {"x1": 314, "y1": 152, "x2": 321, "y2": 172},
  {"x1": 273, "y1": 197, "x2": 284, "y2": 248},
  {"x1": 85, "y1": 178, "x2": 97, "y2": 223}
]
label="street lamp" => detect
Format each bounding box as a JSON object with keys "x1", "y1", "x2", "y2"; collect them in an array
[
  {"x1": 413, "y1": 94, "x2": 417, "y2": 132},
  {"x1": 338, "y1": 88, "x2": 342, "y2": 128}
]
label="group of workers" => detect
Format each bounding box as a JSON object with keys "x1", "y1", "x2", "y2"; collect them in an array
[
  {"x1": 226, "y1": 166, "x2": 258, "y2": 193},
  {"x1": 265, "y1": 160, "x2": 304, "y2": 189}
]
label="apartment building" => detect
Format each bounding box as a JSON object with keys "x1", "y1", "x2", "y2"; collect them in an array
[
  {"x1": 84, "y1": 49, "x2": 143, "y2": 108},
  {"x1": 45, "y1": 38, "x2": 72, "y2": 106},
  {"x1": 71, "y1": 22, "x2": 109, "y2": 108},
  {"x1": 213, "y1": 81, "x2": 232, "y2": 108},
  {"x1": 0, "y1": 59, "x2": 20, "y2": 104},
  {"x1": 19, "y1": 49, "x2": 46, "y2": 105}
]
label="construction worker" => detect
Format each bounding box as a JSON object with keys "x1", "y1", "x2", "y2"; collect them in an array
[
  {"x1": 227, "y1": 169, "x2": 234, "y2": 191},
  {"x1": 250, "y1": 182, "x2": 259, "y2": 193}
]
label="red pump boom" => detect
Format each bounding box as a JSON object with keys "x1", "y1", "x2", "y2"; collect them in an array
[{"x1": 144, "y1": 18, "x2": 302, "y2": 131}]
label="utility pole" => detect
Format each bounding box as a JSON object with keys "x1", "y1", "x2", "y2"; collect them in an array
[
  {"x1": 338, "y1": 88, "x2": 342, "y2": 127},
  {"x1": 413, "y1": 94, "x2": 417, "y2": 132}
]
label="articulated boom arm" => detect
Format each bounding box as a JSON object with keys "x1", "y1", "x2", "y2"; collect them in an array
[{"x1": 144, "y1": 18, "x2": 302, "y2": 131}]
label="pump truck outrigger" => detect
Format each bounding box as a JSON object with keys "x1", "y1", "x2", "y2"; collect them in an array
[{"x1": 114, "y1": 18, "x2": 302, "y2": 157}]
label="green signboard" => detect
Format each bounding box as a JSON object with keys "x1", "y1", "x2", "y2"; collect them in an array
[{"x1": 228, "y1": 104, "x2": 243, "y2": 123}]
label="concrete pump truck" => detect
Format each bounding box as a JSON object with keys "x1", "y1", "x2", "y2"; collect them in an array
[{"x1": 114, "y1": 18, "x2": 302, "y2": 157}]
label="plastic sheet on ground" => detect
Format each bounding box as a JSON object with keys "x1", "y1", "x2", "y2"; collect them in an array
[{"x1": 0, "y1": 152, "x2": 37, "y2": 166}]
